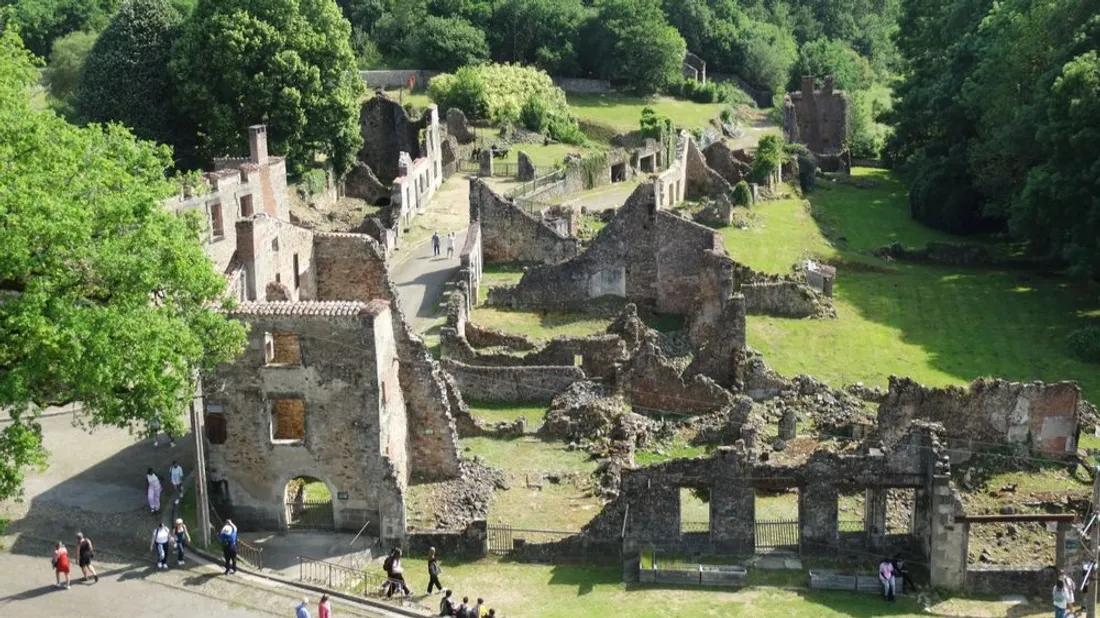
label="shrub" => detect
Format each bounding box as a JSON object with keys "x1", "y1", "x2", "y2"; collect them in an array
[
  {"x1": 549, "y1": 118, "x2": 587, "y2": 145},
  {"x1": 428, "y1": 67, "x2": 488, "y2": 120},
  {"x1": 732, "y1": 181, "x2": 752, "y2": 206},
  {"x1": 1068, "y1": 326, "x2": 1100, "y2": 364},
  {"x1": 520, "y1": 96, "x2": 550, "y2": 134},
  {"x1": 751, "y1": 134, "x2": 785, "y2": 183}
]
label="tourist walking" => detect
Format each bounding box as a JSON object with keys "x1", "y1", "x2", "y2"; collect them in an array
[
  {"x1": 427, "y1": 546, "x2": 443, "y2": 594},
  {"x1": 172, "y1": 518, "x2": 191, "y2": 565},
  {"x1": 384, "y1": 548, "x2": 411, "y2": 598},
  {"x1": 52, "y1": 541, "x2": 71, "y2": 589},
  {"x1": 439, "y1": 590, "x2": 456, "y2": 616},
  {"x1": 149, "y1": 417, "x2": 175, "y2": 447},
  {"x1": 878, "y1": 556, "x2": 896, "y2": 601},
  {"x1": 76, "y1": 532, "x2": 98, "y2": 583},
  {"x1": 296, "y1": 597, "x2": 311, "y2": 618},
  {"x1": 151, "y1": 522, "x2": 171, "y2": 570},
  {"x1": 1058, "y1": 568, "x2": 1077, "y2": 615},
  {"x1": 318, "y1": 594, "x2": 332, "y2": 618},
  {"x1": 446, "y1": 232, "x2": 455, "y2": 258},
  {"x1": 432, "y1": 232, "x2": 441, "y2": 256},
  {"x1": 219, "y1": 520, "x2": 238, "y2": 574},
  {"x1": 1054, "y1": 580, "x2": 1069, "y2": 618},
  {"x1": 145, "y1": 467, "x2": 162, "y2": 514},
  {"x1": 169, "y1": 461, "x2": 184, "y2": 498}
]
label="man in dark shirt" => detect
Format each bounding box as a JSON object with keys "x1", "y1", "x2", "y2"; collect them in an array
[{"x1": 439, "y1": 589, "x2": 456, "y2": 616}]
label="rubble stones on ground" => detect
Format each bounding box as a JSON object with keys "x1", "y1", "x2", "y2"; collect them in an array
[
  {"x1": 539, "y1": 382, "x2": 640, "y2": 446},
  {"x1": 419, "y1": 460, "x2": 506, "y2": 529},
  {"x1": 692, "y1": 195, "x2": 734, "y2": 227}
]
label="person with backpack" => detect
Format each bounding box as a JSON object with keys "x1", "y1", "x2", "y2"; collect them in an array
[
  {"x1": 383, "y1": 548, "x2": 411, "y2": 598},
  {"x1": 427, "y1": 547, "x2": 443, "y2": 594},
  {"x1": 439, "y1": 589, "x2": 456, "y2": 616},
  {"x1": 151, "y1": 522, "x2": 171, "y2": 570},
  {"x1": 76, "y1": 532, "x2": 98, "y2": 583},
  {"x1": 219, "y1": 520, "x2": 238, "y2": 574},
  {"x1": 145, "y1": 468, "x2": 163, "y2": 514},
  {"x1": 453, "y1": 596, "x2": 470, "y2": 618}
]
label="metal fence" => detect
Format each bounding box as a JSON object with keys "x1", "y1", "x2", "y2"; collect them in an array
[
  {"x1": 838, "y1": 519, "x2": 865, "y2": 533},
  {"x1": 457, "y1": 160, "x2": 479, "y2": 174},
  {"x1": 754, "y1": 519, "x2": 800, "y2": 552},
  {"x1": 207, "y1": 504, "x2": 264, "y2": 569},
  {"x1": 298, "y1": 555, "x2": 390, "y2": 596},
  {"x1": 681, "y1": 521, "x2": 711, "y2": 534},
  {"x1": 487, "y1": 524, "x2": 576, "y2": 555},
  {"x1": 286, "y1": 498, "x2": 335, "y2": 530},
  {"x1": 505, "y1": 169, "x2": 565, "y2": 199}
]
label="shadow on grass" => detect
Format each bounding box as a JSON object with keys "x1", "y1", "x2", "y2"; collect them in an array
[{"x1": 792, "y1": 589, "x2": 924, "y2": 617}]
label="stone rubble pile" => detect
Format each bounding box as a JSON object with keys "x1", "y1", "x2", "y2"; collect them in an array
[{"x1": 428, "y1": 460, "x2": 507, "y2": 529}]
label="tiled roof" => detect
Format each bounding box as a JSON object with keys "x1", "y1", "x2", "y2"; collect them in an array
[{"x1": 230, "y1": 300, "x2": 389, "y2": 317}]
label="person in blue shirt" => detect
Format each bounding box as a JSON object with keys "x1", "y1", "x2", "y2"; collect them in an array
[
  {"x1": 295, "y1": 597, "x2": 311, "y2": 618},
  {"x1": 218, "y1": 520, "x2": 238, "y2": 574}
]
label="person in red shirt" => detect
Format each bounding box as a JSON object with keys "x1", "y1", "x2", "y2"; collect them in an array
[
  {"x1": 53, "y1": 541, "x2": 71, "y2": 589},
  {"x1": 318, "y1": 594, "x2": 332, "y2": 618}
]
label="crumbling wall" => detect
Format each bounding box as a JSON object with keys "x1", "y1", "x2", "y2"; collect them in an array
[
  {"x1": 488, "y1": 181, "x2": 728, "y2": 318},
  {"x1": 877, "y1": 376, "x2": 1082, "y2": 457},
  {"x1": 312, "y1": 233, "x2": 462, "y2": 480},
  {"x1": 446, "y1": 108, "x2": 475, "y2": 144},
  {"x1": 783, "y1": 76, "x2": 850, "y2": 155},
  {"x1": 622, "y1": 343, "x2": 734, "y2": 415},
  {"x1": 703, "y1": 141, "x2": 751, "y2": 186},
  {"x1": 458, "y1": 222, "x2": 483, "y2": 303},
  {"x1": 441, "y1": 359, "x2": 584, "y2": 403},
  {"x1": 344, "y1": 161, "x2": 391, "y2": 205},
  {"x1": 684, "y1": 137, "x2": 732, "y2": 202},
  {"x1": 469, "y1": 178, "x2": 578, "y2": 264},
  {"x1": 236, "y1": 214, "x2": 317, "y2": 302},
  {"x1": 358, "y1": 92, "x2": 426, "y2": 184},
  {"x1": 741, "y1": 280, "x2": 832, "y2": 319}
]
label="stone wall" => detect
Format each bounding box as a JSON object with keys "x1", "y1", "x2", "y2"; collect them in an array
[
  {"x1": 741, "y1": 281, "x2": 829, "y2": 318},
  {"x1": 312, "y1": 233, "x2": 462, "y2": 480},
  {"x1": 488, "y1": 180, "x2": 727, "y2": 318},
  {"x1": 360, "y1": 70, "x2": 439, "y2": 91},
  {"x1": 551, "y1": 77, "x2": 612, "y2": 93},
  {"x1": 684, "y1": 137, "x2": 732, "y2": 202},
  {"x1": 965, "y1": 566, "x2": 1056, "y2": 598},
  {"x1": 877, "y1": 376, "x2": 1082, "y2": 457},
  {"x1": 358, "y1": 92, "x2": 429, "y2": 185},
  {"x1": 622, "y1": 343, "x2": 734, "y2": 415},
  {"x1": 236, "y1": 215, "x2": 317, "y2": 302},
  {"x1": 203, "y1": 301, "x2": 407, "y2": 544},
  {"x1": 783, "y1": 76, "x2": 850, "y2": 155},
  {"x1": 441, "y1": 359, "x2": 585, "y2": 403},
  {"x1": 458, "y1": 222, "x2": 483, "y2": 304},
  {"x1": 469, "y1": 178, "x2": 578, "y2": 265},
  {"x1": 703, "y1": 141, "x2": 751, "y2": 186}
]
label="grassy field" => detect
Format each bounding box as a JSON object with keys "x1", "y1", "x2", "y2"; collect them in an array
[
  {"x1": 567, "y1": 93, "x2": 726, "y2": 135},
  {"x1": 501, "y1": 143, "x2": 591, "y2": 167},
  {"x1": 388, "y1": 557, "x2": 1042, "y2": 618},
  {"x1": 723, "y1": 168, "x2": 1100, "y2": 402},
  {"x1": 380, "y1": 88, "x2": 432, "y2": 113}
]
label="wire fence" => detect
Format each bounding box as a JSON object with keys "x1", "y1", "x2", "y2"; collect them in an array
[{"x1": 505, "y1": 168, "x2": 565, "y2": 199}]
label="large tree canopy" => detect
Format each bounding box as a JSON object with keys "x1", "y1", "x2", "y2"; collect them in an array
[
  {"x1": 0, "y1": 0, "x2": 119, "y2": 57},
  {"x1": 0, "y1": 21, "x2": 246, "y2": 500},
  {"x1": 170, "y1": 0, "x2": 364, "y2": 176},
  {"x1": 78, "y1": 0, "x2": 194, "y2": 165},
  {"x1": 588, "y1": 0, "x2": 686, "y2": 94}
]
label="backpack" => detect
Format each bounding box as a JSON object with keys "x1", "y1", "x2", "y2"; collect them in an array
[
  {"x1": 383, "y1": 555, "x2": 395, "y2": 573},
  {"x1": 219, "y1": 529, "x2": 233, "y2": 546}
]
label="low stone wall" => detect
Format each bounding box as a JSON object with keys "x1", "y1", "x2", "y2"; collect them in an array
[
  {"x1": 441, "y1": 359, "x2": 585, "y2": 403},
  {"x1": 470, "y1": 178, "x2": 578, "y2": 265},
  {"x1": 965, "y1": 566, "x2": 1053, "y2": 598},
  {"x1": 406, "y1": 520, "x2": 487, "y2": 557},
  {"x1": 741, "y1": 281, "x2": 827, "y2": 318},
  {"x1": 551, "y1": 77, "x2": 612, "y2": 93},
  {"x1": 360, "y1": 70, "x2": 438, "y2": 90},
  {"x1": 465, "y1": 323, "x2": 537, "y2": 350}
]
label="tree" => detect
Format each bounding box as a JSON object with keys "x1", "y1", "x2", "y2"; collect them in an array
[
  {"x1": 42, "y1": 29, "x2": 95, "y2": 119},
  {"x1": 78, "y1": 0, "x2": 193, "y2": 165},
  {"x1": 738, "y1": 20, "x2": 798, "y2": 93},
  {"x1": 413, "y1": 15, "x2": 488, "y2": 72},
  {"x1": 335, "y1": 0, "x2": 386, "y2": 32},
  {"x1": 170, "y1": 0, "x2": 364, "y2": 176},
  {"x1": 2, "y1": 0, "x2": 120, "y2": 57},
  {"x1": 591, "y1": 0, "x2": 686, "y2": 94},
  {"x1": 0, "y1": 23, "x2": 246, "y2": 500},
  {"x1": 488, "y1": 0, "x2": 591, "y2": 75},
  {"x1": 790, "y1": 38, "x2": 873, "y2": 92}
]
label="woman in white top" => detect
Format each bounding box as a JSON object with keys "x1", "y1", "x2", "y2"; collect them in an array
[
  {"x1": 1054, "y1": 580, "x2": 1068, "y2": 618},
  {"x1": 146, "y1": 468, "x2": 162, "y2": 514},
  {"x1": 151, "y1": 523, "x2": 171, "y2": 570}
]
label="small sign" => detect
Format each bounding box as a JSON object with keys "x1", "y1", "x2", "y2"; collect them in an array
[
  {"x1": 423, "y1": 429, "x2": 435, "y2": 436},
  {"x1": 1066, "y1": 538, "x2": 1080, "y2": 551},
  {"x1": 337, "y1": 491, "x2": 349, "y2": 501}
]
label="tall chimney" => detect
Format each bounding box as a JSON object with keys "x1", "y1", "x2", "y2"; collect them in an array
[
  {"x1": 823, "y1": 75, "x2": 835, "y2": 95},
  {"x1": 801, "y1": 75, "x2": 814, "y2": 98},
  {"x1": 248, "y1": 125, "x2": 269, "y2": 165}
]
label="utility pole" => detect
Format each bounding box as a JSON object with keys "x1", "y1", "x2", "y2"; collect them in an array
[
  {"x1": 1089, "y1": 463, "x2": 1099, "y2": 618},
  {"x1": 190, "y1": 392, "x2": 211, "y2": 548}
]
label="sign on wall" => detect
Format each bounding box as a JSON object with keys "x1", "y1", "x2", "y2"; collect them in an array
[{"x1": 337, "y1": 492, "x2": 349, "y2": 501}]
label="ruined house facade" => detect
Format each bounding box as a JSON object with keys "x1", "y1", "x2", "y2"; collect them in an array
[{"x1": 783, "y1": 76, "x2": 850, "y2": 156}]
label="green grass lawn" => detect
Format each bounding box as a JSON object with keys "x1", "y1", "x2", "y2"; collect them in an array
[
  {"x1": 501, "y1": 143, "x2": 591, "y2": 167},
  {"x1": 567, "y1": 93, "x2": 725, "y2": 136},
  {"x1": 389, "y1": 558, "x2": 1009, "y2": 618},
  {"x1": 722, "y1": 168, "x2": 1100, "y2": 402},
  {"x1": 467, "y1": 400, "x2": 548, "y2": 429},
  {"x1": 380, "y1": 88, "x2": 432, "y2": 114}
]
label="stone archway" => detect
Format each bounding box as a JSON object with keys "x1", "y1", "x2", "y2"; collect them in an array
[{"x1": 283, "y1": 475, "x2": 335, "y2": 530}]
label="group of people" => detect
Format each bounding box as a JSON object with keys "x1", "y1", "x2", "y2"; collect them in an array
[
  {"x1": 50, "y1": 533, "x2": 98, "y2": 589},
  {"x1": 294, "y1": 594, "x2": 333, "y2": 618},
  {"x1": 378, "y1": 547, "x2": 504, "y2": 616},
  {"x1": 150, "y1": 519, "x2": 193, "y2": 570},
  {"x1": 145, "y1": 460, "x2": 185, "y2": 514},
  {"x1": 1052, "y1": 568, "x2": 1078, "y2": 618},
  {"x1": 877, "y1": 555, "x2": 914, "y2": 602},
  {"x1": 431, "y1": 231, "x2": 456, "y2": 258}
]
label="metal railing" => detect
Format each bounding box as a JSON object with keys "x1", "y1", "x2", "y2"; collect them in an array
[
  {"x1": 206, "y1": 505, "x2": 264, "y2": 569},
  {"x1": 298, "y1": 555, "x2": 391, "y2": 596},
  {"x1": 505, "y1": 169, "x2": 564, "y2": 199},
  {"x1": 487, "y1": 524, "x2": 577, "y2": 555},
  {"x1": 285, "y1": 498, "x2": 335, "y2": 530},
  {"x1": 755, "y1": 518, "x2": 800, "y2": 551}
]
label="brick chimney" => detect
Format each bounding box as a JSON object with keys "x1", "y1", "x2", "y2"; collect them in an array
[
  {"x1": 823, "y1": 75, "x2": 835, "y2": 95},
  {"x1": 248, "y1": 125, "x2": 269, "y2": 165}
]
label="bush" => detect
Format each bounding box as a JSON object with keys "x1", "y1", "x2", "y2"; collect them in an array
[
  {"x1": 428, "y1": 67, "x2": 488, "y2": 119},
  {"x1": 732, "y1": 181, "x2": 752, "y2": 206},
  {"x1": 548, "y1": 118, "x2": 587, "y2": 145},
  {"x1": 520, "y1": 96, "x2": 550, "y2": 134},
  {"x1": 751, "y1": 134, "x2": 785, "y2": 183},
  {"x1": 1068, "y1": 326, "x2": 1100, "y2": 364},
  {"x1": 665, "y1": 78, "x2": 756, "y2": 106}
]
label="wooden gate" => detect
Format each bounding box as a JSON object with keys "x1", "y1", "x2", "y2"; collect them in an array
[
  {"x1": 755, "y1": 519, "x2": 800, "y2": 552},
  {"x1": 487, "y1": 524, "x2": 575, "y2": 555},
  {"x1": 487, "y1": 524, "x2": 513, "y2": 555}
]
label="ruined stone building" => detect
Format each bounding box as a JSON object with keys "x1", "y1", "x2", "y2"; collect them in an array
[
  {"x1": 167, "y1": 125, "x2": 463, "y2": 544},
  {"x1": 345, "y1": 92, "x2": 445, "y2": 243},
  {"x1": 783, "y1": 76, "x2": 850, "y2": 155},
  {"x1": 165, "y1": 125, "x2": 289, "y2": 298}
]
